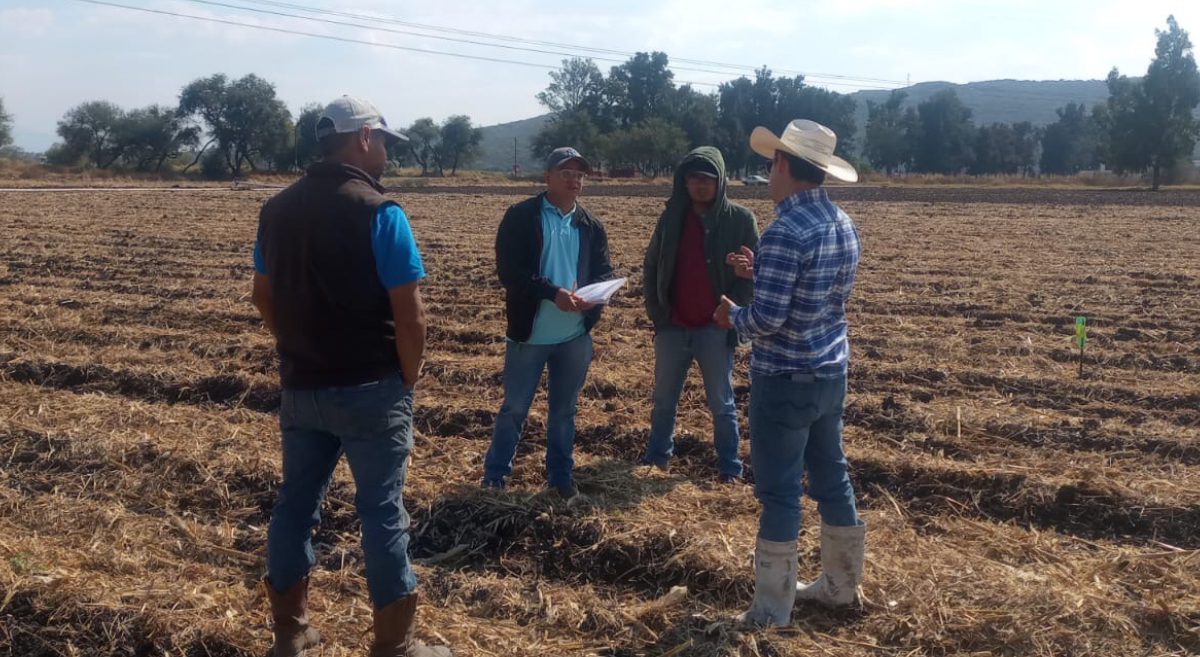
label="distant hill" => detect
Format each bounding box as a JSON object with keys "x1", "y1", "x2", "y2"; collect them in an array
[
  {"x1": 476, "y1": 114, "x2": 551, "y2": 172},
  {"x1": 848, "y1": 79, "x2": 1111, "y2": 134},
  {"x1": 476, "y1": 79, "x2": 1198, "y2": 169}
]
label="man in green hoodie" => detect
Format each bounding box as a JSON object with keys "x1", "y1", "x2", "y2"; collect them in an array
[{"x1": 642, "y1": 147, "x2": 760, "y2": 482}]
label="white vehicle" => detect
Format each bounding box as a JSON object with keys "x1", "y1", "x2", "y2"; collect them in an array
[{"x1": 742, "y1": 175, "x2": 769, "y2": 186}]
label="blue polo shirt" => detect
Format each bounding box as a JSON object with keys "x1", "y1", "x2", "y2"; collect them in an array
[
  {"x1": 526, "y1": 197, "x2": 584, "y2": 345},
  {"x1": 254, "y1": 202, "x2": 424, "y2": 289}
]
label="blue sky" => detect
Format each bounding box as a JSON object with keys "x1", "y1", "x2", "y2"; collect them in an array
[{"x1": 1, "y1": 0, "x2": 1197, "y2": 151}]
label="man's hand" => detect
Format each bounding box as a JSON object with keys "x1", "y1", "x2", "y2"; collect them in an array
[
  {"x1": 713, "y1": 295, "x2": 735, "y2": 329},
  {"x1": 388, "y1": 282, "x2": 427, "y2": 388},
  {"x1": 726, "y1": 246, "x2": 754, "y2": 279},
  {"x1": 555, "y1": 287, "x2": 593, "y2": 313},
  {"x1": 251, "y1": 272, "x2": 275, "y2": 335}
]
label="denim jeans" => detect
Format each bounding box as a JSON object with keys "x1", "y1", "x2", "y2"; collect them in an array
[
  {"x1": 643, "y1": 325, "x2": 742, "y2": 477},
  {"x1": 749, "y1": 372, "x2": 859, "y2": 542},
  {"x1": 266, "y1": 372, "x2": 418, "y2": 609},
  {"x1": 484, "y1": 332, "x2": 592, "y2": 488}
]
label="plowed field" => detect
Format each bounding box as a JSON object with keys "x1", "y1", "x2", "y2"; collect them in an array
[{"x1": 2, "y1": 186, "x2": 1198, "y2": 656}]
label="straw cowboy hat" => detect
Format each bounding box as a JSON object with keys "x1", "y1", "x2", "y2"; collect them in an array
[{"x1": 750, "y1": 119, "x2": 858, "y2": 183}]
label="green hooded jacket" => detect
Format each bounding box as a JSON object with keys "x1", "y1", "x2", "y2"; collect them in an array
[{"x1": 643, "y1": 147, "x2": 759, "y2": 341}]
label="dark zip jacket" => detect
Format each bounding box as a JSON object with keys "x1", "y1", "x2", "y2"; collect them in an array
[{"x1": 495, "y1": 192, "x2": 615, "y2": 343}]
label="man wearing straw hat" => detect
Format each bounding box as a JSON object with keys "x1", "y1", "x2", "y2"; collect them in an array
[{"x1": 714, "y1": 119, "x2": 866, "y2": 626}]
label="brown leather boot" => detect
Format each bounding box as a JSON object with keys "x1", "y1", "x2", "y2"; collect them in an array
[
  {"x1": 265, "y1": 577, "x2": 321, "y2": 657},
  {"x1": 369, "y1": 592, "x2": 452, "y2": 657}
]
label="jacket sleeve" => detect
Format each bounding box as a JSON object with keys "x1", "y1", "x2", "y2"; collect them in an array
[
  {"x1": 496, "y1": 204, "x2": 559, "y2": 302},
  {"x1": 581, "y1": 218, "x2": 615, "y2": 331},
  {"x1": 642, "y1": 216, "x2": 668, "y2": 324},
  {"x1": 588, "y1": 219, "x2": 615, "y2": 284},
  {"x1": 729, "y1": 209, "x2": 761, "y2": 306}
]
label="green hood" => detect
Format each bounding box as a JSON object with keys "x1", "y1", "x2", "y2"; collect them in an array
[
  {"x1": 643, "y1": 145, "x2": 759, "y2": 338},
  {"x1": 665, "y1": 146, "x2": 729, "y2": 218}
]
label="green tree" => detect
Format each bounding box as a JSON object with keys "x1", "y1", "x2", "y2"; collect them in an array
[
  {"x1": 264, "y1": 116, "x2": 297, "y2": 173},
  {"x1": 1089, "y1": 103, "x2": 1114, "y2": 167},
  {"x1": 53, "y1": 101, "x2": 127, "y2": 168},
  {"x1": 537, "y1": 58, "x2": 607, "y2": 116},
  {"x1": 1040, "y1": 103, "x2": 1102, "y2": 175},
  {"x1": 600, "y1": 118, "x2": 688, "y2": 176},
  {"x1": 531, "y1": 110, "x2": 600, "y2": 166},
  {"x1": 406, "y1": 117, "x2": 442, "y2": 176},
  {"x1": 971, "y1": 123, "x2": 1030, "y2": 175},
  {"x1": 715, "y1": 77, "x2": 756, "y2": 175},
  {"x1": 772, "y1": 74, "x2": 858, "y2": 154},
  {"x1": 1106, "y1": 16, "x2": 1200, "y2": 189},
  {"x1": 118, "y1": 105, "x2": 201, "y2": 171},
  {"x1": 1011, "y1": 121, "x2": 1041, "y2": 176},
  {"x1": 200, "y1": 148, "x2": 229, "y2": 179},
  {"x1": 715, "y1": 69, "x2": 857, "y2": 176},
  {"x1": 913, "y1": 90, "x2": 975, "y2": 174},
  {"x1": 864, "y1": 91, "x2": 913, "y2": 174},
  {"x1": 0, "y1": 96, "x2": 12, "y2": 149},
  {"x1": 178, "y1": 73, "x2": 293, "y2": 177},
  {"x1": 439, "y1": 115, "x2": 483, "y2": 176},
  {"x1": 607, "y1": 52, "x2": 676, "y2": 126},
  {"x1": 665, "y1": 85, "x2": 719, "y2": 148},
  {"x1": 293, "y1": 103, "x2": 324, "y2": 169}
]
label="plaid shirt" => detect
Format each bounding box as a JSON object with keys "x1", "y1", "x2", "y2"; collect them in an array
[{"x1": 731, "y1": 188, "x2": 860, "y2": 378}]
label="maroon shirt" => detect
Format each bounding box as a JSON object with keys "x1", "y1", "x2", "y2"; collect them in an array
[{"x1": 669, "y1": 208, "x2": 717, "y2": 327}]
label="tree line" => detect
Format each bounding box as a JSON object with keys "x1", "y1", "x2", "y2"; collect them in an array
[
  {"x1": 532, "y1": 16, "x2": 1197, "y2": 188},
  {"x1": 14, "y1": 74, "x2": 483, "y2": 179},
  {"x1": 2, "y1": 16, "x2": 1195, "y2": 187},
  {"x1": 532, "y1": 53, "x2": 856, "y2": 176},
  {"x1": 861, "y1": 17, "x2": 1199, "y2": 189}
]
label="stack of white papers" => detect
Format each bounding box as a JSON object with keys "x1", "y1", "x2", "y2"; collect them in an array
[{"x1": 574, "y1": 277, "x2": 627, "y2": 304}]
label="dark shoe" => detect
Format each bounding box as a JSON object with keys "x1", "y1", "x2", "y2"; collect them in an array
[
  {"x1": 639, "y1": 457, "x2": 668, "y2": 472},
  {"x1": 265, "y1": 577, "x2": 320, "y2": 657},
  {"x1": 481, "y1": 477, "x2": 505, "y2": 490},
  {"x1": 550, "y1": 483, "x2": 579, "y2": 500},
  {"x1": 370, "y1": 592, "x2": 452, "y2": 657},
  {"x1": 718, "y1": 474, "x2": 742, "y2": 485}
]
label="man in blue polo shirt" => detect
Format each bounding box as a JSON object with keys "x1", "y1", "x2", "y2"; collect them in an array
[
  {"x1": 251, "y1": 96, "x2": 449, "y2": 656},
  {"x1": 484, "y1": 147, "x2": 614, "y2": 499}
]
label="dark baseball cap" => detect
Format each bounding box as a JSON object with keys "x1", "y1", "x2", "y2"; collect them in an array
[
  {"x1": 684, "y1": 160, "x2": 720, "y2": 179},
  {"x1": 545, "y1": 147, "x2": 591, "y2": 172}
]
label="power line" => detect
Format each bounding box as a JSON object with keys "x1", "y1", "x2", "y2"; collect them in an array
[
  {"x1": 72, "y1": 0, "x2": 575, "y2": 70},
  {"x1": 215, "y1": 0, "x2": 909, "y2": 87},
  {"x1": 169, "y1": 0, "x2": 782, "y2": 81},
  {"x1": 71, "y1": 0, "x2": 900, "y2": 91},
  {"x1": 69, "y1": 0, "x2": 1107, "y2": 107}
]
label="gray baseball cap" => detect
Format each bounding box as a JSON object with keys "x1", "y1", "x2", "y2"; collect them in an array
[
  {"x1": 545, "y1": 147, "x2": 591, "y2": 172},
  {"x1": 315, "y1": 95, "x2": 407, "y2": 143}
]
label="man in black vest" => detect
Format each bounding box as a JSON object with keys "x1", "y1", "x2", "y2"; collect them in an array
[
  {"x1": 252, "y1": 96, "x2": 449, "y2": 657},
  {"x1": 483, "y1": 147, "x2": 614, "y2": 499}
]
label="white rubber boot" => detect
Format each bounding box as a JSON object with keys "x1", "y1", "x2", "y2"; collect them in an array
[
  {"x1": 795, "y1": 520, "x2": 865, "y2": 606},
  {"x1": 735, "y1": 537, "x2": 798, "y2": 626}
]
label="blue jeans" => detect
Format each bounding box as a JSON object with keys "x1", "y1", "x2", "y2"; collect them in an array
[
  {"x1": 750, "y1": 372, "x2": 858, "y2": 542},
  {"x1": 644, "y1": 325, "x2": 742, "y2": 477},
  {"x1": 484, "y1": 332, "x2": 592, "y2": 488},
  {"x1": 266, "y1": 373, "x2": 418, "y2": 609}
]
